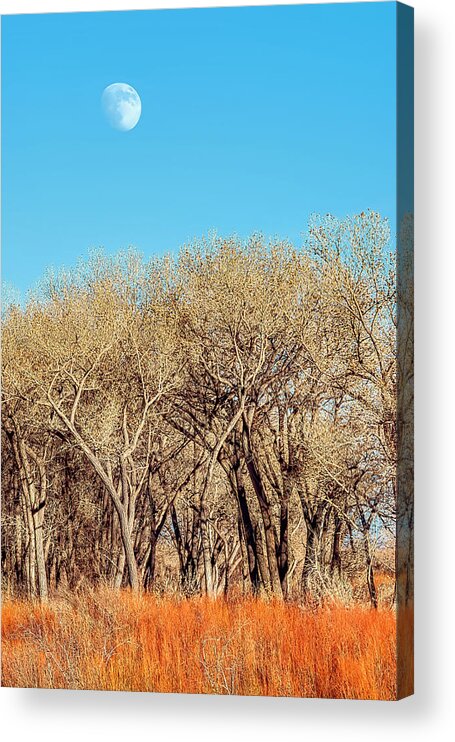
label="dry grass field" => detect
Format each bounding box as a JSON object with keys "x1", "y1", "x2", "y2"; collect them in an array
[{"x1": 1, "y1": 589, "x2": 403, "y2": 699}]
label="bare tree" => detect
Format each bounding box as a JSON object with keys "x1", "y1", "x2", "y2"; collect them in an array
[{"x1": 2, "y1": 215, "x2": 400, "y2": 605}]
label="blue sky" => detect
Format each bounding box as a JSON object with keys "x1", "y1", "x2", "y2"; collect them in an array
[{"x1": 2, "y1": 2, "x2": 397, "y2": 295}]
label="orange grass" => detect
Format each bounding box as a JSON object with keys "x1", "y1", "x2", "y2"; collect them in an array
[{"x1": 2, "y1": 590, "x2": 400, "y2": 699}]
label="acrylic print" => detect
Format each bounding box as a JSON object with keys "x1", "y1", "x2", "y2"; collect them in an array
[{"x1": 1, "y1": 2, "x2": 414, "y2": 699}]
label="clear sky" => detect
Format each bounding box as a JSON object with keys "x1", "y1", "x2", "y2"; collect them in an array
[{"x1": 2, "y1": 2, "x2": 397, "y2": 295}]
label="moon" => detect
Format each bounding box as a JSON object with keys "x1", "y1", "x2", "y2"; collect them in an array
[{"x1": 101, "y1": 83, "x2": 141, "y2": 132}]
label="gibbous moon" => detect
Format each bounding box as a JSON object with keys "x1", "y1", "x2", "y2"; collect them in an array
[{"x1": 101, "y1": 83, "x2": 141, "y2": 131}]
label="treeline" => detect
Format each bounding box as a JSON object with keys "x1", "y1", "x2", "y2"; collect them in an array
[{"x1": 1, "y1": 212, "x2": 398, "y2": 604}]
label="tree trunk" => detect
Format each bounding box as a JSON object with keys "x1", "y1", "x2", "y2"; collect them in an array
[
  {"x1": 116, "y1": 505, "x2": 139, "y2": 591},
  {"x1": 32, "y1": 461, "x2": 48, "y2": 601},
  {"x1": 277, "y1": 478, "x2": 291, "y2": 598},
  {"x1": 302, "y1": 521, "x2": 318, "y2": 592},
  {"x1": 363, "y1": 535, "x2": 378, "y2": 609},
  {"x1": 242, "y1": 425, "x2": 282, "y2": 597},
  {"x1": 33, "y1": 505, "x2": 48, "y2": 601},
  {"x1": 7, "y1": 427, "x2": 48, "y2": 601},
  {"x1": 220, "y1": 447, "x2": 261, "y2": 594},
  {"x1": 47, "y1": 408, "x2": 141, "y2": 591},
  {"x1": 114, "y1": 548, "x2": 126, "y2": 588},
  {"x1": 299, "y1": 499, "x2": 327, "y2": 597},
  {"x1": 199, "y1": 404, "x2": 246, "y2": 597},
  {"x1": 200, "y1": 504, "x2": 215, "y2": 598},
  {"x1": 330, "y1": 513, "x2": 343, "y2": 577},
  {"x1": 143, "y1": 529, "x2": 157, "y2": 591}
]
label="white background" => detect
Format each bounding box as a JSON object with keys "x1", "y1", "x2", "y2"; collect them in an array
[{"x1": 1, "y1": 0, "x2": 454, "y2": 740}]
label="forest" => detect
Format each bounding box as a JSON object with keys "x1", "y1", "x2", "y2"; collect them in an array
[
  {"x1": 1, "y1": 210, "x2": 404, "y2": 604},
  {"x1": 1, "y1": 211, "x2": 413, "y2": 697}
]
